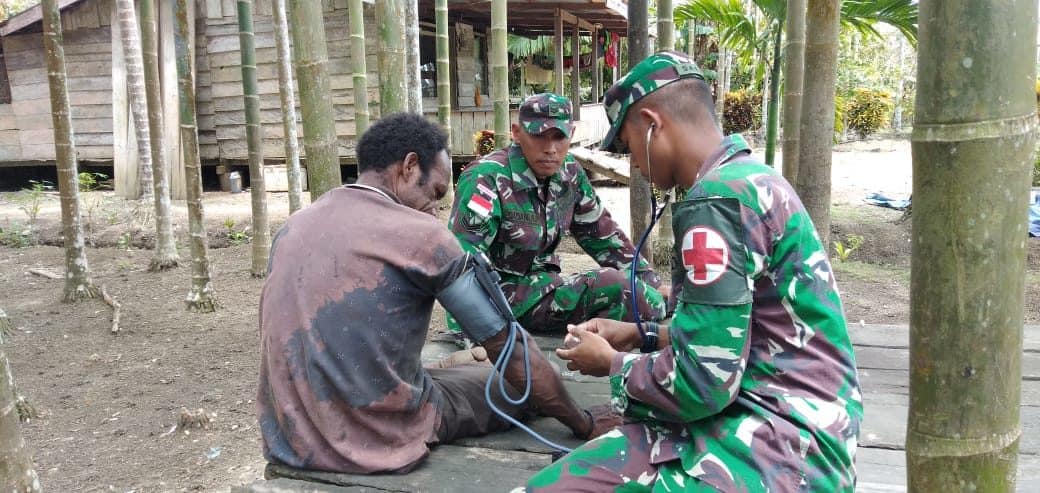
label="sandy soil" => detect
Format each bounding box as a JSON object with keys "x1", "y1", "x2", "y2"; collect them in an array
[{"x1": 0, "y1": 138, "x2": 1036, "y2": 492}]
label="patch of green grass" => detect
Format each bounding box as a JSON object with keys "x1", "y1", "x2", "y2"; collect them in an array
[{"x1": 833, "y1": 259, "x2": 910, "y2": 284}]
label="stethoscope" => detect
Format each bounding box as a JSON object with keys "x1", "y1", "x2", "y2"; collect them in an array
[
  {"x1": 630, "y1": 123, "x2": 672, "y2": 347},
  {"x1": 488, "y1": 124, "x2": 674, "y2": 458}
]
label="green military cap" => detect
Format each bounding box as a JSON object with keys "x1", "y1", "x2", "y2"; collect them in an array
[
  {"x1": 600, "y1": 50, "x2": 706, "y2": 153},
  {"x1": 518, "y1": 93, "x2": 573, "y2": 138}
]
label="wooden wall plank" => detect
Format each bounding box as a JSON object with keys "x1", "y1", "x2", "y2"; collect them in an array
[{"x1": 111, "y1": 0, "x2": 138, "y2": 197}]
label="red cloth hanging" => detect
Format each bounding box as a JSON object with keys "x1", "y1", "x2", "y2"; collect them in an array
[{"x1": 605, "y1": 32, "x2": 620, "y2": 68}]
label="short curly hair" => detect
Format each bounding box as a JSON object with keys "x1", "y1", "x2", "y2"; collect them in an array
[{"x1": 356, "y1": 112, "x2": 449, "y2": 182}]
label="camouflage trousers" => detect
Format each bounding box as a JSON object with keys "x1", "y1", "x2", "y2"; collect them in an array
[
  {"x1": 518, "y1": 268, "x2": 666, "y2": 333},
  {"x1": 447, "y1": 267, "x2": 666, "y2": 336},
  {"x1": 522, "y1": 411, "x2": 838, "y2": 492}
]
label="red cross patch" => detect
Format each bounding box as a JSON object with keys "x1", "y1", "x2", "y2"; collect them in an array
[{"x1": 681, "y1": 226, "x2": 730, "y2": 286}]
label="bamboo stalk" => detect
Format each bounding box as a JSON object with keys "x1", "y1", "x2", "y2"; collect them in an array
[
  {"x1": 140, "y1": 0, "x2": 179, "y2": 272},
  {"x1": 175, "y1": 0, "x2": 217, "y2": 313},
  {"x1": 490, "y1": 0, "x2": 508, "y2": 149},
  {"x1": 377, "y1": 0, "x2": 407, "y2": 115},
  {"x1": 272, "y1": 0, "x2": 304, "y2": 213},
  {"x1": 348, "y1": 0, "x2": 370, "y2": 134},
  {"x1": 907, "y1": 1, "x2": 1037, "y2": 489},
  {"x1": 288, "y1": 0, "x2": 342, "y2": 200},
  {"x1": 237, "y1": 0, "x2": 271, "y2": 277}
]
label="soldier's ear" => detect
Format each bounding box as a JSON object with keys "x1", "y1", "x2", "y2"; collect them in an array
[{"x1": 636, "y1": 107, "x2": 664, "y2": 134}]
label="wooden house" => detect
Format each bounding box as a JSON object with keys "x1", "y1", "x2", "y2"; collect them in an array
[{"x1": 0, "y1": 0, "x2": 625, "y2": 198}]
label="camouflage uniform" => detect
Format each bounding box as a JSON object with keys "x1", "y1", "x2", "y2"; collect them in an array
[
  {"x1": 524, "y1": 52, "x2": 863, "y2": 492},
  {"x1": 257, "y1": 185, "x2": 528, "y2": 474},
  {"x1": 449, "y1": 93, "x2": 666, "y2": 333}
]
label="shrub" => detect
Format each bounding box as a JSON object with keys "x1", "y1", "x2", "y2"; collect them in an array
[
  {"x1": 845, "y1": 88, "x2": 893, "y2": 137},
  {"x1": 722, "y1": 90, "x2": 762, "y2": 135},
  {"x1": 1034, "y1": 82, "x2": 1039, "y2": 185},
  {"x1": 833, "y1": 94, "x2": 846, "y2": 142},
  {"x1": 1034, "y1": 147, "x2": 1039, "y2": 186},
  {"x1": 78, "y1": 172, "x2": 108, "y2": 192}
]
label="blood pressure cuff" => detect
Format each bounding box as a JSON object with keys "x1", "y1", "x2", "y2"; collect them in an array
[{"x1": 436, "y1": 253, "x2": 514, "y2": 343}]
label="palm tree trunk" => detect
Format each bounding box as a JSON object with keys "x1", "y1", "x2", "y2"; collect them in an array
[
  {"x1": 781, "y1": 0, "x2": 805, "y2": 186},
  {"x1": 377, "y1": 0, "x2": 407, "y2": 115},
  {"x1": 763, "y1": 24, "x2": 782, "y2": 166},
  {"x1": 628, "y1": 0, "x2": 652, "y2": 263},
  {"x1": 795, "y1": 0, "x2": 839, "y2": 249},
  {"x1": 140, "y1": 0, "x2": 179, "y2": 272},
  {"x1": 907, "y1": 1, "x2": 1037, "y2": 489},
  {"x1": 348, "y1": 0, "x2": 370, "y2": 135},
  {"x1": 715, "y1": 46, "x2": 728, "y2": 127},
  {"x1": 652, "y1": 0, "x2": 675, "y2": 269},
  {"x1": 491, "y1": 0, "x2": 508, "y2": 149},
  {"x1": 0, "y1": 346, "x2": 40, "y2": 493},
  {"x1": 116, "y1": 0, "x2": 152, "y2": 201},
  {"x1": 43, "y1": 0, "x2": 98, "y2": 303},
  {"x1": 272, "y1": 0, "x2": 304, "y2": 214},
  {"x1": 405, "y1": 0, "x2": 422, "y2": 113},
  {"x1": 892, "y1": 37, "x2": 904, "y2": 132},
  {"x1": 175, "y1": 0, "x2": 217, "y2": 313},
  {"x1": 289, "y1": 0, "x2": 341, "y2": 199},
  {"x1": 435, "y1": 0, "x2": 453, "y2": 205},
  {"x1": 237, "y1": 0, "x2": 271, "y2": 278}
]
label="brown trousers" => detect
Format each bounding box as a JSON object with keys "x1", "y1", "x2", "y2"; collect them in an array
[{"x1": 428, "y1": 363, "x2": 533, "y2": 444}]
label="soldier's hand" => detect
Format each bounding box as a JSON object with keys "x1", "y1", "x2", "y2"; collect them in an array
[
  {"x1": 556, "y1": 325, "x2": 617, "y2": 377},
  {"x1": 566, "y1": 319, "x2": 641, "y2": 352}
]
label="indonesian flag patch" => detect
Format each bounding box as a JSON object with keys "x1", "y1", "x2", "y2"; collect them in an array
[
  {"x1": 681, "y1": 226, "x2": 730, "y2": 286},
  {"x1": 467, "y1": 182, "x2": 496, "y2": 218}
]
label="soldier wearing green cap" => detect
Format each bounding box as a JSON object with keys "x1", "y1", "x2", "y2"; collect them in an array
[
  {"x1": 447, "y1": 93, "x2": 668, "y2": 336},
  {"x1": 521, "y1": 52, "x2": 863, "y2": 492}
]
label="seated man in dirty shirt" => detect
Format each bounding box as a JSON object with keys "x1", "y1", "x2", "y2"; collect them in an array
[
  {"x1": 257, "y1": 113, "x2": 617, "y2": 474},
  {"x1": 448, "y1": 93, "x2": 667, "y2": 336}
]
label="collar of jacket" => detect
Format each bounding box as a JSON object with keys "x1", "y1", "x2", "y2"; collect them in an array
[{"x1": 695, "y1": 133, "x2": 753, "y2": 183}]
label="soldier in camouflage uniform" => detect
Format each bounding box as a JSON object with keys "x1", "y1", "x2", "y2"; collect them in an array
[
  {"x1": 257, "y1": 114, "x2": 617, "y2": 475},
  {"x1": 523, "y1": 52, "x2": 863, "y2": 491},
  {"x1": 448, "y1": 93, "x2": 667, "y2": 334}
]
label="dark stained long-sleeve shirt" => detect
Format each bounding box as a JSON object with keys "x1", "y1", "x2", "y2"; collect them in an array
[{"x1": 257, "y1": 185, "x2": 467, "y2": 473}]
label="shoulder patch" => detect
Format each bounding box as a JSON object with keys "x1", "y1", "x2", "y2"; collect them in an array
[{"x1": 672, "y1": 197, "x2": 752, "y2": 306}]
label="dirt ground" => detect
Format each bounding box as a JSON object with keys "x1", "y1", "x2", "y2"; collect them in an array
[{"x1": 1, "y1": 138, "x2": 1038, "y2": 492}]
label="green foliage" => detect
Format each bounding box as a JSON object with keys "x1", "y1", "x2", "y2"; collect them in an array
[
  {"x1": 223, "y1": 218, "x2": 251, "y2": 246},
  {"x1": 0, "y1": 222, "x2": 33, "y2": 248},
  {"x1": 834, "y1": 94, "x2": 846, "y2": 141},
  {"x1": 1033, "y1": 150, "x2": 1039, "y2": 187},
  {"x1": 0, "y1": 0, "x2": 39, "y2": 22},
  {"x1": 832, "y1": 234, "x2": 865, "y2": 263},
  {"x1": 723, "y1": 90, "x2": 762, "y2": 134},
  {"x1": 15, "y1": 180, "x2": 51, "y2": 243},
  {"x1": 117, "y1": 231, "x2": 134, "y2": 251},
  {"x1": 845, "y1": 89, "x2": 892, "y2": 137},
  {"x1": 78, "y1": 172, "x2": 108, "y2": 192}
]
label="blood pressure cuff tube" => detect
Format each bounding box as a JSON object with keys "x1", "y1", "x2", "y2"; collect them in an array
[{"x1": 436, "y1": 254, "x2": 513, "y2": 343}]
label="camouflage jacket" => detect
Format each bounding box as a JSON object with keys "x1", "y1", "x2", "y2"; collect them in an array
[
  {"x1": 450, "y1": 144, "x2": 659, "y2": 316},
  {"x1": 608, "y1": 135, "x2": 863, "y2": 490},
  {"x1": 257, "y1": 185, "x2": 469, "y2": 473}
]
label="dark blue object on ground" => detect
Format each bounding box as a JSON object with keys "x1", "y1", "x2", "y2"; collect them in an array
[{"x1": 863, "y1": 192, "x2": 911, "y2": 211}]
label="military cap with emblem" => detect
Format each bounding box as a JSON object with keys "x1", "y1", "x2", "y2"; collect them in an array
[
  {"x1": 600, "y1": 51, "x2": 707, "y2": 153},
  {"x1": 518, "y1": 93, "x2": 574, "y2": 138}
]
